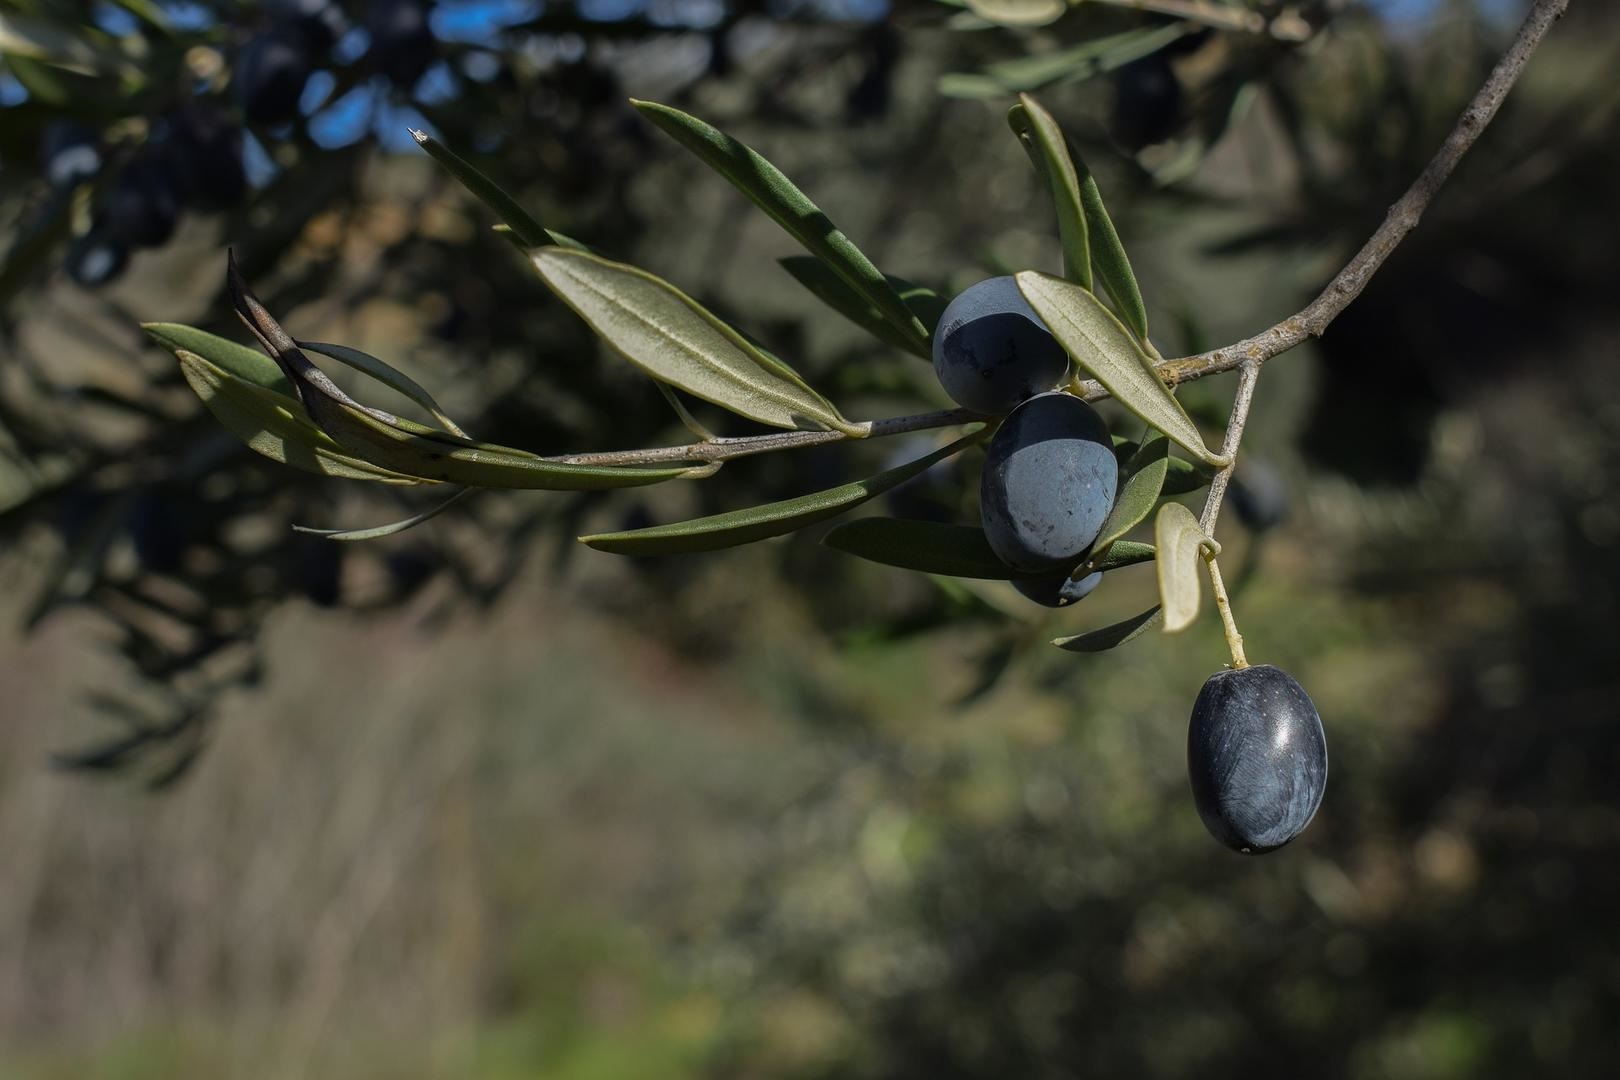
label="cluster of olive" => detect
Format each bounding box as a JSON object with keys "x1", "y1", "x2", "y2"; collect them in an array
[
  {"x1": 929, "y1": 277, "x2": 1327, "y2": 854},
  {"x1": 46, "y1": 0, "x2": 437, "y2": 289}
]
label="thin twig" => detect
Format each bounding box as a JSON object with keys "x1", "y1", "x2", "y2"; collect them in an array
[
  {"x1": 1198, "y1": 359, "x2": 1260, "y2": 535},
  {"x1": 539, "y1": 407, "x2": 982, "y2": 467}
]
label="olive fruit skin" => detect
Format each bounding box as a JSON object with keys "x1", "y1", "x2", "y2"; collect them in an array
[
  {"x1": 1228, "y1": 460, "x2": 1289, "y2": 533},
  {"x1": 932, "y1": 276, "x2": 1069, "y2": 415},
  {"x1": 40, "y1": 121, "x2": 102, "y2": 189},
  {"x1": 1013, "y1": 569, "x2": 1101, "y2": 608},
  {"x1": 65, "y1": 231, "x2": 129, "y2": 288},
  {"x1": 1110, "y1": 54, "x2": 1183, "y2": 152},
  {"x1": 1187, "y1": 665, "x2": 1327, "y2": 854},
  {"x1": 101, "y1": 153, "x2": 180, "y2": 248},
  {"x1": 236, "y1": 29, "x2": 312, "y2": 125},
  {"x1": 980, "y1": 392, "x2": 1118, "y2": 572}
]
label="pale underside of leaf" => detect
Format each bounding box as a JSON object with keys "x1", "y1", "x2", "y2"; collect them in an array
[
  {"x1": 1016, "y1": 272, "x2": 1224, "y2": 466},
  {"x1": 964, "y1": 0, "x2": 1065, "y2": 28},
  {"x1": 1155, "y1": 501, "x2": 1214, "y2": 633},
  {"x1": 533, "y1": 248, "x2": 858, "y2": 435},
  {"x1": 298, "y1": 340, "x2": 468, "y2": 437},
  {"x1": 175, "y1": 351, "x2": 425, "y2": 485},
  {"x1": 579, "y1": 428, "x2": 986, "y2": 555}
]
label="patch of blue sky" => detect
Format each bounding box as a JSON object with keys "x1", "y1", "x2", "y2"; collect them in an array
[
  {"x1": 334, "y1": 27, "x2": 372, "y2": 65},
  {"x1": 158, "y1": 3, "x2": 218, "y2": 32},
  {"x1": 309, "y1": 83, "x2": 377, "y2": 148},
  {"x1": 432, "y1": 0, "x2": 543, "y2": 45},
  {"x1": 376, "y1": 102, "x2": 439, "y2": 151},
  {"x1": 579, "y1": 0, "x2": 647, "y2": 22},
  {"x1": 91, "y1": 3, "x2": 140, "y2": 36},
  {"x1": 0, "y1": 68, "x2": 28, "y2": 107},
  {"x1": 242, "y1": 130, "x2": 278, "y2": 188},
  {"x1": 414, "y1": 61, "x2": 460, "y2": 105},
  {"x1": 300, "y1": 70, "x2": 338, "y2": 116},
  {"x1": 647, "y1": 0, "x2": 726, "y2": 30}
]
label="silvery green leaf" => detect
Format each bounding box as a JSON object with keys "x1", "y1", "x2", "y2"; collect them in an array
[
  {"x1": 778, "y1": 256, "x2": 945, "y2": 360},
  {"x1": 1093, "y1": 434, "x2": 1169, "y2": 551},
  {"x1": 144, "y1": 322, "x2": 290, "y2": 394},
  {"x1": 226, "y1": 253, "x2": 696, "y2": 491},
  {"x1": 174, "y1": 350, "x2": 424, "y2": 485},
  {"x1": 1052, "y1": 607, "x2": 1163, "y2": 652},
  {"x1": 534, "y1": 248, "x2": 858, "y2": 435},
  {"x1": 1155, "y1": 501, "x2": 1214, "y2": 633},
  {"x1": 298, "y1": 340, "x2": 468, "y2": 437},
  {"x1": 411, "y1": 129, "x2": 584, "y2": 251},
  {"x1": 631, "y1": 100, "x2": 929, "y2": 355},
  {"x1": 1008, "y1": 96, "x2": 1090, "y2": 288},
  {"x1": 294, "y1": 488, "x2": 474, "y2": 541},
  {"x1": 824, "y1": 518, "x2": 1154, "y2": 579},
  {"x1": 579, "y1": 428, "x2": 985, "y2": 555},
  {"x1": 964, "y1": 0, "x2": 1064, "y2": 27},
  {"x1": 1016, "y1": 272, "x2": 1224, "y2": 466}
]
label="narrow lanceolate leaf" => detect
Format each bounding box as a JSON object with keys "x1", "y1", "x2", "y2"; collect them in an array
[
  {"x1": 1155, "y1": 502, "x2": 1214, "y2": 633},
  {"x1": 941, "y1": 24, "x2": 1191, "y2": 99},
  {"x1": 964, "y1": 0, "x2": 1064, "y2": 27},
  {"x1": 144, "y1": 323, "x2": 290, "y2": 394},
  {"x1": 1112, "y1": 435, "x2": 1213, "y2": 494},
  {"x1": 410, "y1": 129, "x2": 584, "y2": 251},
  {"x1": 778, "y1": 256, "x2": 944, "y2": 361},
  {"x1": 1009, "y1": 96, "x2": 1089, "y2": 288},
  {"x1": 298, "y1": 340, "x2": 468, "y2": 437},
  {"x1": 1017, "y1": 272, "x2": 1224, "y2": 466},
  {"x1": 580, "y1": 428, "x2": 985, "y2": 555},
  {"x1": 631, "y1": 100, "x2": 929, "y2": 354},
  {"x1": 534, "y1": 248, "x2": 858, "y2": 435},
  {"x1": 294, "y1": 487, "x2": 474, "y2": 541},
  {"x1": 1052, "y1": 607, "x2": 1163, "y2": 652},
  {"x1": 1078, "y1": 165, "x2": 1150, "y2": 342},
  {"x1": 823, "y1": 519, "x2": 1155, "y2": 579},
  {"x1": 226, "y1": 253, "x2": 695, "y2": 491},
  {"x1": 1093, "y1": 434, "x2": 1169, "y2": 552},
  {"x1": 176, "y1": 351, "x2": 426, "y2": 485}
]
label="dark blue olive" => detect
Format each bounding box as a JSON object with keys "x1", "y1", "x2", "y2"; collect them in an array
[
  {"x1": 1187, "y1": 665, "x2": 1327, "y2": 855},
  {"x1": 165, "y1": 105, "x2": 247, "y2": 210},
  {"x1": 65, "y1": 231, "x2": 129, "y2": 288},
  {"x1": 40, "y1": 121, "x2": 103, "y2": 188},
  {"x1": 236, "y1": 29, "x2": 312, "y2": 124},
  {"x1": 100, "y1": 153, "x2": 180, "y2": 248},
  {"x1": 1228, "y1": 460, "x2": 1289, "y2": 533},
  {"x1": 932, "y1": 276, "x2": 1070, "y2": 415},
  {"x1": 1110, "y1": 54, "x2": 1183, "y2": 152},
  {"x1": 1013, "y1": 569, "x2": 1101, "y2": 608},
  {"x1": 367, "y1": 0, "x2": 436, "y2": 87},
  {"x1": 980, "y1": 392, "x2": 1117, "y2": 572}
]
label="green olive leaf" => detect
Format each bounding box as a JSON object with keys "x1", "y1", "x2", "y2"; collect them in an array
[
  {"x1": 411, "y1": 129, "x2": 584, "y2": 251},
  {"x1": 1077, "y1": 160, "x2": 1150, "y2": 343},
  {"x1": 964, "y1": 0, "x2": 1064, "y2": 28},
  {"x1": 1093, "y1": 434, "x2": 1169, "y2": 552},
  {"x1": 1008, "y1": 96, "x2": 1090, "y2": 288},
  {"x1": 293, "y1": 487, "x2": 474, "y2": 541},
  {"x1": 297, "y1": 340, "x2": 468, "y2": 437},
  {"x1": 778, "y1": 256, "x2": 945, "y2": 360},
  {"x1": 533, "y1": 248, "x2": 858, "y2": 435},
  {"x1": 143, "y1": 322, "x2": 290, "y2": 394},
  {"x1": 225, "y1": 253, "x2": 695, "y2": 491},
  {"x1": 631, "y1": 99, "x2": 929, "y2": 355},
  {"x1": 175, "y1": 350, "x2": 426, "y2": 485},
  {"x1": 1051, "y1": 607, "x2": 1163, "y2": 652},
  {"x1": 824, "y1": 518, "x2": 1154, "y2": 579},
  {"x1": 580, "y1": 428, "x2": 985, "y2": 555},
  {"x1": 1154, "y1": 501, "x2": 1216, "y2": 633},
  {"x1": 1016, "y1": 272, "x2": 1224, "y2": 466}
]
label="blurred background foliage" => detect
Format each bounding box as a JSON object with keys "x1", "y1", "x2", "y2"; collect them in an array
[{"x1": 2, "y1": 0, "x2": 1619, "y2": 1075}]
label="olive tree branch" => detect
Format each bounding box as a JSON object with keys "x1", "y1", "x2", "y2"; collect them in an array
[{"x1": 543, "y1": 0, "x2": 1564, "y2": 474}]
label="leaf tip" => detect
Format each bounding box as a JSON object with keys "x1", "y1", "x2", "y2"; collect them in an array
[{"x1": 409, "y1": 127, "x2": 430, "y2": 145}]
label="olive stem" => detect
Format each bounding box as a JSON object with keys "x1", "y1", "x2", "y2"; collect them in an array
[{"x1": 1204, "y1": 552, "x2": 1248, "y2": 670}]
